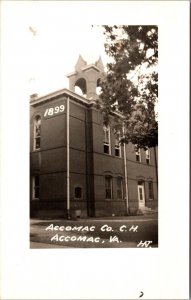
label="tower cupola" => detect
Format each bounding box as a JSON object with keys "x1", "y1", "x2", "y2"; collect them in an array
[{"x1": 67, "y1": 55, "x2": 105, "y2": 100}]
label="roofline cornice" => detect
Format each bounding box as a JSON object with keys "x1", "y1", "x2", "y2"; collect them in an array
[{"x1": 30, "y1": 88, "x2": 91, "y2": 106}]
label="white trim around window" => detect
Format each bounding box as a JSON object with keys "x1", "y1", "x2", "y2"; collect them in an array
[
  {"x1": 145, "y1": 148, "x2": 151, "y2": 164},
  {"x1": 103, "y1": 125, "x2": 111, "y2": 155},
  {"x1": 136, "y1": 148, "x2": 141, "y2": 162},
  {"x1": 33, "y1": 115, "x2": 41, "y2": 151}
]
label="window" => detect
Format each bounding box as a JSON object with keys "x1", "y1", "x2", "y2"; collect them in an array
[
  {"x1": 115, "y1": 134, "x2": 121, "y2": 157},
  {"x1": 32, "y1": 175, "x2": 39, "y2": 200},
  {"x1": 74, "y1": 187, "x2": 82, "y2": 199},
  {"x1": 105, "y1": 176, "x2": 112, "y2": 199},
  {"x1": 103, "y1": 125, "x2": 111, "y2": 154},
  {"x1": 145, "y1": 148, "x2": 150, "y2": 164},
  {"x1": 116, "y1": 177, "x2": 123, "y2": 199},
  {"x1": 136, "y1": 148, "x2": 141, "y2": 162},
  {"x1": 34, "y1": 116, "x2": 41, "y2": 150},
  {"x1": 148, "y1": 181, "x2": 154, "y2": 200}
]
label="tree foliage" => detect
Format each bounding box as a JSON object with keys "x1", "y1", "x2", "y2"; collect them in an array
[{"x1": 99, "y1": 25, "x2": 158, "y2": 149}]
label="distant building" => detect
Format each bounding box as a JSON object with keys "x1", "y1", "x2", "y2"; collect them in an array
[{"x1": 30, "y1": 56, "x2": 158, "y2": 218}]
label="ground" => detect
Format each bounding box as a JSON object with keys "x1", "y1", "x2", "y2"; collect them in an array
[{"x1": 30, "y1": 213, "x2": 158, "y2": 248}]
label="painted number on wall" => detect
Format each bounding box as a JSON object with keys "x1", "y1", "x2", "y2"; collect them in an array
[{"x1": 44, "y1": 105, "x2": 65, "y2": 118}]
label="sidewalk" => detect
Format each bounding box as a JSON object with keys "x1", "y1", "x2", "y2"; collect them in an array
[{"x1": 31, "y1": 212, "x2": 158, "y2": 223}]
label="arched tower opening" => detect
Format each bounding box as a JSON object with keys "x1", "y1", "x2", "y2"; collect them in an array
[
  {"x1": 74, "y1": 78, "x2": 87, "y2": 97},
  {"x1": 96, "y1": 78, "x2": 102, "y2": 95}
]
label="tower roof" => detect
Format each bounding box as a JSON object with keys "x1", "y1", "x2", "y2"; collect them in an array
[
  {"x1": 75, "y1": 55, "x2": 87, "y2": 72},
  {"x1": 95, "y1": 56, "x2": 104, "y2": 71}
]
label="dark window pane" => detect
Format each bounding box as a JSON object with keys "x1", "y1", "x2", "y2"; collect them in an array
[
  {"x1": 106, "y1": 188, "x2": 112, "y2": 199},
  {"x1": 148, "y1": 182, "x2": 153, "y2": 199},
  {"x1": 35, "y1": 187, "x2": 39, "y2": 199},
  {"x1": 104, "y1": 144, "x2": 109, "y2": 154},
  {"x1": 35, "y1": 137, "x2": 40, "y2": 149},
  {"x1": 115, "y1": 148, "x2": 120, "y2": 156},
  {"x1": 75, "y1": 187, "x2": 82, "y2": 199},
  {"x1": 105, "y1": 176, "x2": 112, "y2": 199},
  {"x1": 35, "y1": 125, "x2": 41, "y2": 137}
]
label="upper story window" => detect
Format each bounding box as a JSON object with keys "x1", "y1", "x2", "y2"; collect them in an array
[
  {"x1": 136, "y1": 148, "x2": 141, "y2": 162},
  {"x1": 114, "y1": 133, "x2": 121, "y2": 157},
  {"x1": 105, "y1": 175, "x2": 113, "y2": 199},
  {"x1": 145, "y1": 148, "x2": 150, "y2": 164},
  {"x1": 32, "y1": 175, "x2": 40, "y2": 200},
  {"x1": 34, "y1": 116, "x2": 41, "y2": 150},
  {"x1": 116, "y1": 177, "x2": 123, "y2": 199},
  {"x1": 103, "y1": 125, "x2": 111, "y2": 155}
]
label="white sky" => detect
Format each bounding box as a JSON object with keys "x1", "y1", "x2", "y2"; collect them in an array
[
  {"x1": 1, "y1": 1, "x2": 109, "y2": 97},
  {"x1": 1, "y1": 1, "x2": 158, "y2": 98},
  {"x1": 28, "y1": 22, "x2": 108, "y2": 96},
  {"x1": 8, "y1": 1, "x2": 110, "y2": 96}
]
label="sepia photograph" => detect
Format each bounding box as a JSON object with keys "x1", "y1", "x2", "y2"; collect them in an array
[
  {"x1": 29, "y1": 24, "x2": 158, "y2": 249},
  {"x1": 1, "y1": 1, "x2": 189, "y2": 299}
]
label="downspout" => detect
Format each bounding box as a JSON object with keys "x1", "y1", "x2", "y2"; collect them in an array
[
  {"x1": 66, "y1": 97, "x2": 71, "y2": 219},
  {"x1": 85, "y1": 109, "x2": 90, "y2": 216},
  {"x1": 123, "y1": 124, "x2": 129, "y2": 215}
]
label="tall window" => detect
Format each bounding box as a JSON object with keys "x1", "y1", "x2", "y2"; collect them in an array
[
  {"x1": 34, "y1": 116, "x2": 41, "y2": 150},
  {"x1": 116, "y1": 177, "x2": 123, "y2": 199},
  {"x1": 103, "y1": 125, "x2": 111, "y2": 154},
  {"x1": 32, "y1": 175, "x2": 40, "y2": 200},
  {"x1": 105, "y1": 176, "x2": 112, "y2": 199},
  {"x1": 136, "y1": 148, "x2": 141, "y2": 162},
  {"x1": 148, "y1": 181, "x2": 154, "y2": 200},
  {"x1": 115, "y1": 134, "x2": 121, "y2": 157},
  {"x1": 145, "y1": 149, "x2": 150, "y2": 164}
]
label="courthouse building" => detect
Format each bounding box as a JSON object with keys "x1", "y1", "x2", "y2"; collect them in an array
[{"x1": 30, "y1": 56, "x2": 158, "y2": 218}]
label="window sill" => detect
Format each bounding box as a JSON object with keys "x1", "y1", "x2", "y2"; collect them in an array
[
  {"x1": 32, "y1": 149, "x2": 41, "y2": 152},
  {"x1": 103, "y1": 152, "x2": 111, "y2": 156}
]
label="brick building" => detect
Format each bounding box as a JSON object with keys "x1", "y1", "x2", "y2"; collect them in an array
[{"x1": 30, "y1": 56, "x2": 158, "y2": 218}]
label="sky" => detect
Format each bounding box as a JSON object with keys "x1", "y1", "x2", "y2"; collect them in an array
[
  {"x1": 1, "y1": 1, "x2": 111, "y2": 98},
  {"x1": 1, "y1": 1, "x2": 158, "y2": 98},
  {"x1": 22, "y1": 2, "x2": 109, "y2": 96},
  {"x1": 28, "y1": 23, "x2": 108, "y2": 96}
]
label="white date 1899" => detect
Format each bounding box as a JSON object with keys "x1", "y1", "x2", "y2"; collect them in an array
[{"x1": 44, "y1": 105, "x2": 65, "y2": 117}]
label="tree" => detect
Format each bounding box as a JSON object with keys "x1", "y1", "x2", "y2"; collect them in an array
[{"x1": 98, "y1": 25, "x2": 158, "y2": 149}]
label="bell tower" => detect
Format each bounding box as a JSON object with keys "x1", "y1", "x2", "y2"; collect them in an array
[{"x1": 67, "y1": 55, "x2": 105, "y2": 100}]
